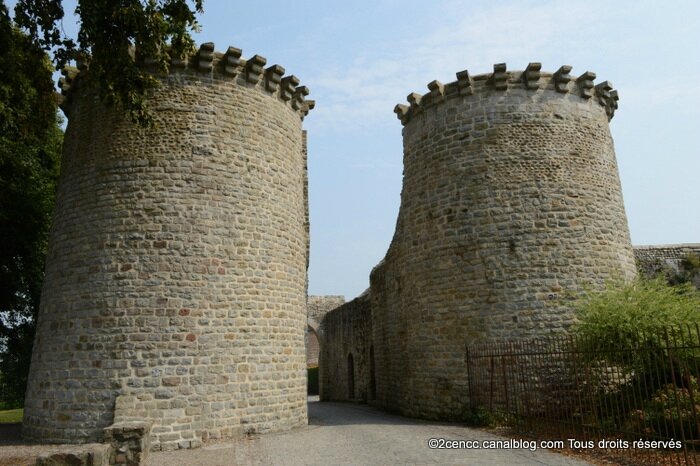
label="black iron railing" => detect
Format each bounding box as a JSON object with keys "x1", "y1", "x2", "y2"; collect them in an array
[{"x1": 467, "y1": 325, "x2": 700, "y2": 465}]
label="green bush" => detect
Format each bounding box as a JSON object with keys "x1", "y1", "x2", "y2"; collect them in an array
[
  {"x1": 574, "y1": 276, "x2": 700, "y2": 432},
  {"x1": 573, "y1": 277, "x2": 700, "y2": 367}
]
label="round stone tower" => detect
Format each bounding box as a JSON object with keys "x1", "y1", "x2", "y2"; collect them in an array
[
  {"x1": 23, "y1": 43, "x2": 314, "y2": 450},
  {"x1": 370, "y1": 63, "x2": 636, "y2": 419}
]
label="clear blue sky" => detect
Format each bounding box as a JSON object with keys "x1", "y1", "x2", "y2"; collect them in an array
[{"x1": 12, "y1": 0, "x2": 700, "y2": 300}]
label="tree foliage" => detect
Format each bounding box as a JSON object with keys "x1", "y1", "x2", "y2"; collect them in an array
[
  {"x1": 0, "y1": 1, "x2": 63, "y2": 408},
  {"x1": 13, "y1": 0, "x2": 204, "y2": 124}
]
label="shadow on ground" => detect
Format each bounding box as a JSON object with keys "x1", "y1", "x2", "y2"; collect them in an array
[
  {"x1": 0, "y1": 423, "x2": 32, "y2": 446},
  {"x1": 307, "y1": 399, "x2": 466, "y2": 428}
]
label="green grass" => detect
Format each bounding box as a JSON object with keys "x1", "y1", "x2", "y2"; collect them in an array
[{"x1": 0, "y1": 408, "x2": 23, "y2": 423}]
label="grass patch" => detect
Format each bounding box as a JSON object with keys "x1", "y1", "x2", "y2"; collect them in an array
[{"x1": 0, "y1": 408, "x2": 23, "y2": 423}]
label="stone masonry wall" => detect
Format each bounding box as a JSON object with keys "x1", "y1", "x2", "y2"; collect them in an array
[
  {"x1": 306, "y1": 295, "x2": 345, "y2": 368},
  {"x1": 319, "y1": 293, "x2": 373, "y2": 402},
  {"x1": 634, "y1": 244, "x2": 700, "y2": 278},
  {"x1": 368, "y1": 64, "x2": 637, "y2": 421},
  {"x1": 23, "y1": 43, "x2": 313, "y2": 450},
  {"x1": 307, "y1": 296, "x2": 345, "y2": 328}
]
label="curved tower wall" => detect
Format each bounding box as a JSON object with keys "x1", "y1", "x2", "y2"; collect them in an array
[
  {"x1": 370, "y1": 64, "x2": 636, "y2": 419},
  {"x1": 23, "y1": 44, "x2": 314, "y2": 449}
]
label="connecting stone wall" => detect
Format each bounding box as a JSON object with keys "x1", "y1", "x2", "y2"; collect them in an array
[
  {"x1": 634, "y1": 244, "x2": 700, "y2": 278},
  {"x1": 306, "y1": 296, "x2": 345, "y2": 368},
  {"x1": 321, "y1": 63, "x2": 638, "y2": 419},
  {"x1": 307, "y1": 296, "x2": 345, "y2": 328},
  {"x1": 23, "y1": 43, "x2": 313, "y2": 451},
  {"x1": 318, "y1": 293, "x2": 373, "y2": 402}
]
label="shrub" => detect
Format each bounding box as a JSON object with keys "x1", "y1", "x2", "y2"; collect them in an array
[
  {"x1": 573, "y1": 277, "x2": 700, "y2": 402},
  {"x1": 625, "y1": 378, "x2": 700, "y2": 439},
  {"x1": 574, "y1": 277, "x2": 700, "y2": 357}
]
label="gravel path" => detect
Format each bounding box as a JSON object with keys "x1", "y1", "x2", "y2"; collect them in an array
[
  {"x1": 0, "y1": 423, "x2": 67, "y2": 466},
  {"x1": 147, "y1": 397, "x2": 592, "y2": 466},
  {"x1": 0, "y1": 399, "x2": 593, "y2": 465}
]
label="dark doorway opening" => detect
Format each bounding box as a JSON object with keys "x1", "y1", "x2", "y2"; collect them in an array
[
  {"x1": 306, "y1": 325, "x2": 320, "y2": 395},
  {"x1": 369, "y1": 346, "x2": 376, "y2": 400},
  {"x1": 347, "y1": 352, "x2": 355, "y2": 399}
]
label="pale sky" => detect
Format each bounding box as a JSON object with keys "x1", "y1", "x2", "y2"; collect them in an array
[{"x1": 13, "y1": 0, "x2": 700, "y2": 300}]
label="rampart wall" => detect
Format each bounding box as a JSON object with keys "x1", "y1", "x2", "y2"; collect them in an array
[
  {"x1": 318, "y1": 293, "x2": 373, "y2": 402},
  {"x1": 634, "y1": 244, "x2": 700, "y2": 277},
  {"x1": 306, "y1": 295, "x2": 345, "y2": 367}
]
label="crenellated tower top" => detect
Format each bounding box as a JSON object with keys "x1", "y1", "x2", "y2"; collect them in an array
[
  {"x1": 57, "y1": 42, "x2": 315, "y2": 119},
  {"x1": 394, "y1": 62, "x2": 618, "y2": 125}
]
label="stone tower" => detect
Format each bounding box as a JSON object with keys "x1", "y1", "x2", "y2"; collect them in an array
[
  {"x1": 368, "y1": 63, "x2": 636, "y2": 419},
  {"x1": 23, "y1": 43, "x2": 314, "y2": 450}
]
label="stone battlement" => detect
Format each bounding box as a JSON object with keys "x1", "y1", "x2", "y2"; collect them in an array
[
  {"x1": 58, "y1": 42, "x2": 315, "y2": 118},
  {"x1": 394, "y1": 63, "x2": 618, "y2": 125}
]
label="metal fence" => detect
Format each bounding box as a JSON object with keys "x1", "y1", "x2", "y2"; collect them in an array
[{"x1": 466, "y1": 326, "x2": 700, "y2": 465}]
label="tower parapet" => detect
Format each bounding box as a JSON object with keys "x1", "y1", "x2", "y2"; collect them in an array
[
  {"x1": 57, "y1": 42, "x2": 315, "y2": 119},
  {"x1": 394, "y1": 63, "x2": 619, "y2": 124},
  {"x1": 24, "y1": 42, "x2": 312, "y2": 450}
]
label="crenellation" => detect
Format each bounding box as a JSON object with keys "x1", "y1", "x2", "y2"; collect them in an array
[
  {"x1": 608, "y1": 89, "x2": 620, "y2": 116},
  {"x1": 264, "y1": 64, "x2": 285, "y2": 93},
  {"x1": 522, "y1": 62, "x2": 541, "y2": 89},
  {"x1": 455, "y1": 69, "x2": 473, "y2": 95},
  {"x1": 394, "y1": 65, "x2": 618, "y2": 125},
  {"x1": 223, "y1": 46, "x2": 243, "y2": 76},
  {"x1": 393, "y1": 104, "x2": 409, "y2": 124},
  {"x1": 407, "y1": 92, "x2": 422, "y2": 115},
  {"x1": 426, "y1": 80, "x2": 445, "y2": 106},
  {"x1": 55, "y1": 43, "x2": 312, "y2": 121},
  {"x1": 244, "y1": 54, "x2": 267, "y2": 84},
  {"x1": 576, "y1": 71, "x2": 596, "y2": 98},
  {"x1": 301, "y1": 100, "x2": 315, "y2": 119},
  {"x1": 553, "y1": 65, "x2": 572, "y2": 93},
  {"x1": 595, "y1": 80, "x2": 613, "y2": 101},
  {"x1": 280, "y1": 75, "x2": 300, "y2": 101},
  {"x1": 197, "y1": 42, "x2": 215, "y2": 71},
  {"x1": 491, "y1": 62, "x2": 508, "y2": 90},
  {"x1": 292, "y1": 85, "x2": 309, "y2": 110},
  {"x1": 595, "y1": 81, "x2": 618, "y2": 119}
]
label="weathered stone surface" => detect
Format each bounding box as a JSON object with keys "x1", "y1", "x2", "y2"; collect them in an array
[
  {"x1": 306, "y1": 296, "x2": 345, "y2": 368},
  {"x1": 104, "y1": 421, "x2": 151, "y2": 465},
  {"x1": 319, "y1": 293, "x2": 373, "y2": 403},
  {"x1": 23, "y1": 44, "x2": 311, "y2": 451}
]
